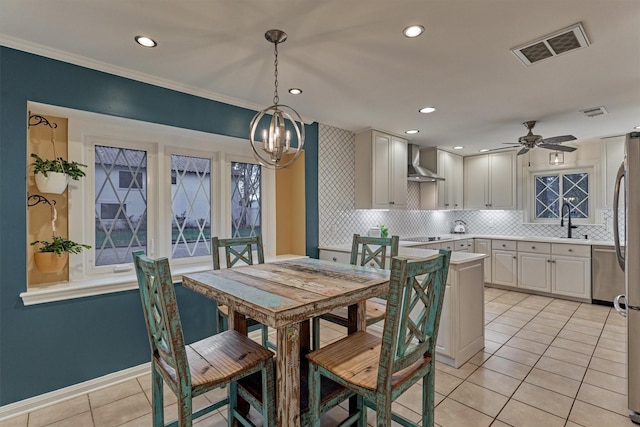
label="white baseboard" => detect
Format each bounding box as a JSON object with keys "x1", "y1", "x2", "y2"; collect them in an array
[{"x1": 0, "y1": 363, "x2": 150, "y2": 422}]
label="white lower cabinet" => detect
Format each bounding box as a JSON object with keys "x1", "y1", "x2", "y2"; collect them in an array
[
  {"x1": 491, "y1": 240, "x2": 518, "y2": 288},
  {"x1": 474, "y1": 239, "x2": 492, "y2": 283},
  {"x1": 518, "y1": 252, "x2": 551, "y2": 293},
  {"x1": 487, "y1": 240, "x2": 592, "y2": 301},
  {"x1": 319, "y1": 249, "x2": 351, "y2": 264}
]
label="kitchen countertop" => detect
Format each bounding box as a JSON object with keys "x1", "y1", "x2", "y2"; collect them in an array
[
  {"x1": 401, "y1": 234, "x2": 615, "y2": 246},
  {"x1": 318, "y1": 243, "x2": 488, "y2": 265}
]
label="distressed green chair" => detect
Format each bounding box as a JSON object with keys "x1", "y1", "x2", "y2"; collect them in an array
[
  {"x1": 212, "y1": 235, "x2": 274, "y2": 350},
  {"x1": 133, "y1": 251, "x2": 276, "y2": 427},
  {"x1": 307, "y1": 250, "x2": 451, "y2": 427},
  {"x1": 312, "y1": 234, "x2": 400, "y2": 350}
]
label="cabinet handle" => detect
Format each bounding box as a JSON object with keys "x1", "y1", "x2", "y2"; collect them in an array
[
  {"x1": 332, "y1": 257, "x2": 337, "y2": 262},
  {"x1": 532, "y1": 246, "x2": 536, "y2": 249},
  {"x1": 389, "y1": 201, "x2": 395, "y2": 205},
  {"x1": 369, "y1": 262, "x2": 375, "y2": 267},
  {"x1": 547, "y1": 259, "x2": 551, "y2": 263},
  {"x1": 513, "y1": 256, "x2": 517, "y2": 259},
  {"x1": 502, "y1": 244, "x2": 506, "y2": 247},
  {"x1": 568, "y1": 249, "x2": 573, "y2": 252}
]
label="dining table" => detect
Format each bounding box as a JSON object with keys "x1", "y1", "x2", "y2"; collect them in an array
[{"x1": 182, "y1": 257, "x2": 390, "y2": 427}]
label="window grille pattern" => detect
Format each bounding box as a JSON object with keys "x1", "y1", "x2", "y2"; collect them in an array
[
  {"x1": 535, "y1": 172, "x2": 589, "y2": 220},
  {"x1": 95, "y1": 146, "x2": 147, "y2": 266},
  {"x1": 171, "y1": 155, "x2": 211, "y2": 259},
  {"x1": 231, "y1": 162, "x2": 261, "y2": 238}
]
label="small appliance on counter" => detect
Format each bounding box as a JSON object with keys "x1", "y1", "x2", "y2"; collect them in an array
[
  {"x1": 368, "y1": 227, "x2": 380, "y2": 237},
  {"x1": 452, "y1": 220, "x2": 467, "y2": 234}
]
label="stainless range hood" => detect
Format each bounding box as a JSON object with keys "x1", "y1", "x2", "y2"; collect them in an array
[{"x1": 407, "y1": 144, "x2": 445, "y2": 182}]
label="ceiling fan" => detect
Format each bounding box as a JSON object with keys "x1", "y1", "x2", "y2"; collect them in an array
[{"x1": 502, "y1": 121, "x2": 577, "y2": 155}]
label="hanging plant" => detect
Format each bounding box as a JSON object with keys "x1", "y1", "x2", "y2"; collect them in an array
[
  {"x1": 30, "y1": 153, "x2": 87, "y2": 194},
  {"x1": 31, "y1": 236, "x2": 91, "y2": 273}
]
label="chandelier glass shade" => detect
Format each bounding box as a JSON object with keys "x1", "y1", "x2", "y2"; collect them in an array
[{"x1": 249, "y1": 29, "x2": 305, "y2": 170}]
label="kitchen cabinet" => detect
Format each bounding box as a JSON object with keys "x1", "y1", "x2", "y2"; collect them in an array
[
  {"x1": 419, "y1": 148, "x2": 463, "y2": 210},
  {"x1": 319, "y1": 249, "x2": 351, "y2": 265},
  {"x1": 491, "y1": 240, "x2": 517, "y2": 287},
  {"x1": 486, "y1": 240, "x2": 591, "y2": 300},
  {"x1": 474, "y1": 238, "x2": 492, "y2": 283},
  {"x1": 603, "y1": 136, "x2": 625, "y2": 209},
  {"x1": 355, "y1": 130, "x2": 408, "y2": 209},
  {"x1": 464, "y1": 151, "x2": 516, "y2": 210},
  {"x1": 551, "y1": 244, "x2": 591, "y2": 299},
  {"x1": 435, "y1": 259, "x2": 484, "y2": 368},
  {"x1": 517, "y1": 242, "x2": 552, "y2": 293}
]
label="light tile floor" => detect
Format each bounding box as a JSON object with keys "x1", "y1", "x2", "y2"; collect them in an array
[{"x1": 0, "y1": 287, "x2": 634, "y2": 426}]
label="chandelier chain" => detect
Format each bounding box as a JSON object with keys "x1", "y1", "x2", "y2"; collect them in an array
[{"x1": 273, "y1": 42, "x2": 279, "y2": 105}]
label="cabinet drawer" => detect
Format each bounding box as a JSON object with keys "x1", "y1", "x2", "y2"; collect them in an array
[
  {"x1": 492, "y1": 240, "x2": 517, "y2": 251},
  {"x1": 441, "y1": 241, "x2": 455, "y2": 251},
  {"x1": 455, "y1": 239, "x2": 472, "y2": 251},
  {"x1": 552, "y1": 243, "x2": 591, "y2": 257},
  {"x1": 517, "y1": 241, "x2": 551, "y2": 254}
]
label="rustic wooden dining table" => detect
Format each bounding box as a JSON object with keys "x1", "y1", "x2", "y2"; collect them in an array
[{"x1": 181, "y1": 257, "x2": 390, "y2": 427}]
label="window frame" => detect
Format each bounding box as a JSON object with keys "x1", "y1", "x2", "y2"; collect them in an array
[
  {"x1": 526, "y1": 164, "x2": 598, "y2": 225},
  {"x1": 22, "y1": 102, "x2": 277, "y2": 305}
]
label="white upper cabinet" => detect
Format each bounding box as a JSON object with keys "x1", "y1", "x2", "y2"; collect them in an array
[
  {"x1": 603, "y1": 136, "x2": 625, "y2": 209},
  {"x1": 464, "y1": 151, "x2": 516, "y2": 209},
  {"x1": 419, "y1": 148, "x2": 463, "y2": 210},
  {"x1": 355, "y1": 130, "x2": 408, "y2": 209}
]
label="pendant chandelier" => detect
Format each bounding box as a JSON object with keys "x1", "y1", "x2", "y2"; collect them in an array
[{"x1": 249, "y1": 29, "x2": 305, "y2": 170}]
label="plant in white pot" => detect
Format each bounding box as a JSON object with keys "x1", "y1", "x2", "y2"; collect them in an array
[
  {"x1": 31, "y1": 236, "x2": 91, "y2": 273},
  {"x1": 30, "y1": 153, "x2": 87, "y2": 194}
]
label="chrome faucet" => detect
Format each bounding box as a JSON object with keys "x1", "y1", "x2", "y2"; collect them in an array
[{"x1": 560, "y1": 203, "x2": 577, "y2": 238}]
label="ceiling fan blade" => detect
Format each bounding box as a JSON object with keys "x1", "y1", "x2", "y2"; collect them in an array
[
  {"x1": 517, "y1": 147, "x2": 529, "y2": 155},
  {"x1": 484, "y1": 146, "x2": 518, "y2": 152},
  {"x1": 541, "y1": 135, "x2": 576, "y2": 144},
  {"x1": 539, "y1": 143, "x2": 577, "y2": 152},
  {"x1": 502, "y1": 143, "x2": 521, "y2": 145}
]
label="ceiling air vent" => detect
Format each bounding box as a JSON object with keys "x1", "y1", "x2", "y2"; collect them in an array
[
  {"x1": 511, "y1": 22, "x2": 590, "y2": 66},
  {"x1": 580, "y1": 106, "x2": 608, "y2": 118}
]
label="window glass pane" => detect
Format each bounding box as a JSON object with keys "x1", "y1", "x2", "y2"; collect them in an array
[
  {"x1": 563, "y1": 173, "x2": 589, "y2": 219},
  {"x1": 171, "y1": 155, "x2": 211, "y2": 259},
  {"x1": 535, "y1": 175, "x2": 560, "y2": 219},
  {"x1": 231, "y1": 162, "x2": 261, "y2": 238},
  {"x1": 95, "y1": 146, "x2": 147, "y2": 266}
]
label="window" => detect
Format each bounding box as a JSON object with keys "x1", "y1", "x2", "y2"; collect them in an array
[
  {"x1": 22, "y1": 102, "x2": 276, "y2": 305},
  {"x1": 533, "y1": 170, "x2": 591, "y2": 222},
  {"x1": 94, "y1": 145, "x2": 148, "y2": 267},
  {"x1": 231, "y1": 162, "x2": 261, "y2": 238},
  {"x1": 171, "y1": 154, "x2": 212, "y2": 259},
  {"x1": 119, "y1": 170, "x2": 143, "y2": 189}
]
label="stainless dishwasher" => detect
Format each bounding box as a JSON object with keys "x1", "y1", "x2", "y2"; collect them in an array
[{"x1": 591, "y1": 245, "x2": 625, "y2": 305}]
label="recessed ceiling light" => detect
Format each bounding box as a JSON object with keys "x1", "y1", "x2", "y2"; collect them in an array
[
  {"x1": 635, "y1": 125, "x2": 640, "y2": 130},
  {"x1": 479, "y1": 149, "x2": 490, "y2": 152},
  {"x1": 453, "y1": 146, "x2": 464, "y2": 150},
  {"x1": 405, "y1": 129, "x2": 420, "y2": 134},
  {"x1": 135, "y1": 35, "x2": 157, "y2": 48},
  {"x1": 419, "y1": 107, "x2": 436, "y2": 114},
  {"x1": 289, "y1": 88, "x2": 302, "y2": 95},
  {"x1": 403, "y1": 25, "x2": 425, "y2": 38}
]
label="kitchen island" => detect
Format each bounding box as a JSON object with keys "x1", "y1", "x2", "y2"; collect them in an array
[{"x1": 319, "y1": 244, "x2": 488, "y2": 368}]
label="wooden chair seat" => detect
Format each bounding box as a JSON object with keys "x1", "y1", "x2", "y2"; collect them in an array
[
  {"x1": 155, "y1": 329, "x2": 273, "y2": 392},
  {"x1": 319, "y1": 299, "x2": 386, "y2": 328},
  {"x1": 307, "y1": 331, "x2": 431, "y2": 391}
]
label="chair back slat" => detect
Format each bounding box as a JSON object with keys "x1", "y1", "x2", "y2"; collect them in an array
[
  {"x1": 212, "y1": 235, "x2": 265, "y2": 269},
  {"x1": 133, "y1": 251, "x2": 191, "y2": 387},
  {"x1": 377, "y1": 249, "x2": 451, "y2": 390},
  {"x1": 349, "y1": 234, "x2": 399, "y2": 269}
]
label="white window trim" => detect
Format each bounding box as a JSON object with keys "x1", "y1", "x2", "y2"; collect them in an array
[
  {"x1": 22, "y1": 102, "x2": 277, "y2": 305},
  {"x1": 523, "y1": 161, "x2": 601, "y2": 225}
]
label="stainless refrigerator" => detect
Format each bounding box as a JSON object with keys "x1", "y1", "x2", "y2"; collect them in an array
[{"x1": 613, "y1": 131, "x2": 640, "y2": 424}]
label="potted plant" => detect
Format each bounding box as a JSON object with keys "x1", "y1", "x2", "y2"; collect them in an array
[
  {"x1": 30, "y1": 153, "x2": 87, "y2": 194},
  {"x1": 31, "y1": 236, "x2": 91, "y2": 273}
]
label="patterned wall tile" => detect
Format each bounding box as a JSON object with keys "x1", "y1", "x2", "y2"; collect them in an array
[{"x1": 317, "y1": 123, "x2": 617, "y2": 246}]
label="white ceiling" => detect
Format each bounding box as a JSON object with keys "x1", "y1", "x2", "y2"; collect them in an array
[{"x1": 1, "y1": 0, "x2": 639, "y2": 155}]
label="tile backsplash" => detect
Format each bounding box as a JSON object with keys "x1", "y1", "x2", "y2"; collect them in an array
[{"x1": 318, "y1": 124, "x2": 618, "y2": 246}]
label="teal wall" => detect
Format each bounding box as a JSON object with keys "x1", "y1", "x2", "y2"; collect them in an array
[{"x1": 0, "y1": 46, "x2": 319, "y2": 405}]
